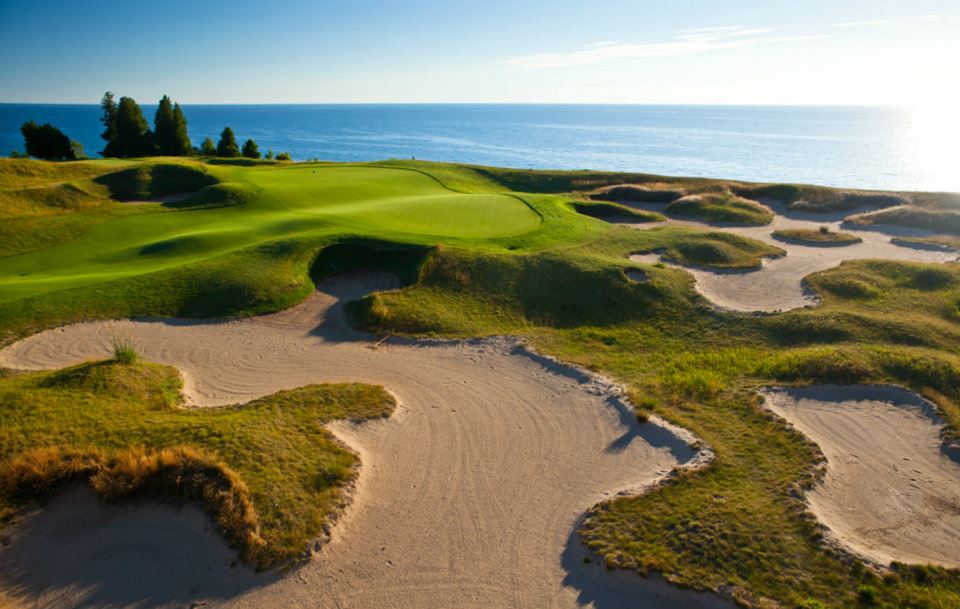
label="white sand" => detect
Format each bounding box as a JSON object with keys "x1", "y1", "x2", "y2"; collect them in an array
[
  {"x1": 763, "y1": 385, "x2": 960, "y2": 567},
  {"x1": 626, "y1": 205, "x2": 958, "y2": 312},
  {"x1": 0, "y1": 273, "x2": 732, "y2": 609}
]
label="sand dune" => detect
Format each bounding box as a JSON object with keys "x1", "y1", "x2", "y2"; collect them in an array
[
  {"x1": 763, "y1": 385, "x2": 960, "y2": 567},
  {"x1": 627, "y1": 205, "x2": 958, "y2": 312},
  {"x1": 0, "y1": 273, "x2": 732, "y2": 609}
]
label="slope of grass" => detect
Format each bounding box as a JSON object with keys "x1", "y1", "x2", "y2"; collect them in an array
[
  {"x1": 667, "y1": 193, "x2": 775, "y2": 225},
  {"x1": 891, "y1": 235, "x2": 960, "y2": 252},
  {"x1": 0, "y1": 360, "x2": 395, "y2": 568},
  {"x1": 849, "y1": 206, "x2": 960, "y2": 235},
  {"x1": 569, "y1": 200, "x2": 666, "y2": 223},
  {"x1": 773, "y1": 228, "x2": 863, "y2": 246}
]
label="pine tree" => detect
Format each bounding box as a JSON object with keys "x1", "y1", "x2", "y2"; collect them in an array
[
  {"x1": 201, "y1": 137, "x2": 216, "y2": 156},
  {"x1": 171, "y1": 103, "x2": 192, "y2": 155},
  {"x1": 241, "y1": 138, "x2": 260, "y2": 159},
  {"x1": 99, "y1": 92, "x2": 118, "y2": 156},
  {"x1": 153, "y1": 95, "x2": 176, "y2": 156},
  {"x1": 216, "y1": 127, "x2": 240, "y2": 157},
  {"x1": 112, "y1": 97, "x2": 153, "y2": 157},
  {"x1": 153, "y1": 96, "x2": 192, "y2": 156}
]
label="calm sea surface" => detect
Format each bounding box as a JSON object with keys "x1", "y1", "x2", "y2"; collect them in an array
[{"x1": 1, "y1": 104, "x2": 956, "y2": 192}]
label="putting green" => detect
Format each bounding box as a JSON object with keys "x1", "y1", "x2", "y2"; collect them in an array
[{"x1": 0, "y1": 164, "x2": 541, "y2": 303}]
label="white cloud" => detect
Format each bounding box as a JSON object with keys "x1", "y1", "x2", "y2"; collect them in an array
[
  {"x1": 504, "y1": 28, "x2": 824, "y2": 70},
  {"x1": 583, "y1": 40, "x2": 620, "y2": 49},
  {"x1": 830, "y1": 19, "x2": 894, "y2": 28}
]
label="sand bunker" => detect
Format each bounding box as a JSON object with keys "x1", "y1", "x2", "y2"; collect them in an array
[
  {"x1": 0, "y1": 273, "x2": 732, "y2": 609},
  {"x1": 763, "y1": 385, "x2": 960, "y2": 567},
  {"x1": 626, "y1": 206, "x2": 958, "y2": 312}
]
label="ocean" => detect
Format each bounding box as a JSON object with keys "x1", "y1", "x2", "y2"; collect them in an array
[{"x1": 1, "y1": 103, "x2": 956, "y2": 192}]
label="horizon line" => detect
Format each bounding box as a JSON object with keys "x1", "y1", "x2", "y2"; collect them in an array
[{"x1": 0, "y1": 100, "x2": 907, "y2": 108}]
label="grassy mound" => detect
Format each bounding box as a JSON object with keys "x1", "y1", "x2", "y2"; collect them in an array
[
  {"x1": 570, "y1": 200, "x2": 666, "y2": 223},
  {"x1": 732, "y1": 183, "x2": 910, "y2": 213},
  {"x1": 849, "y1": 206, "x2": 960, "y2": 235},
  {"x1": 891, "y1": 235, "x2": 960, "y2": 252},
  {"x1": 93, "y1": 162, "x2": 218, "y2": 201},
  {"x1": 0, "y1": 360, "x2": 395, "y2": 569},
  {"x1": 645, "y1": 229, "x2": 785, "y2": 269},
  {"x1": 666, "y1": 193, "x2": 775, "y2": 225},
  {"x1": 772, "y1": 227, "x2": 862, "y2": 246},
  {"x1": 589, "y1": 184, "x2": 685, "y2": 203}
]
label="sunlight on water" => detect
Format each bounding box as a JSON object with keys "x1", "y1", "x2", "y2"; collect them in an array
[{"x1": 903, "y1": 104, "x2": 960, "y2": 192}]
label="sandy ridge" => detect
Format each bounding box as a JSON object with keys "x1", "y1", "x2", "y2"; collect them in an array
[{"x1": 0, "y1": 272, "x2": 733, "y2": 609}]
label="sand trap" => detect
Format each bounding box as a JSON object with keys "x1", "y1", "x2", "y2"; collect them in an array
[
  {"x1": 0, "y1": 272, "x2": 732, "y2": 609},
  {"x1": 763, "y1": 385, "x2": 960, "y2": 567},
  {"x1": 625, "y1": 204, "x2": 958, "y2": 312}
]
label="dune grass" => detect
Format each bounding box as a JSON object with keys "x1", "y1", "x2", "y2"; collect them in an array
[
  {"x1": 2, "y1": 157, "x2": 960, "y2": 607},
  {"x1": 849, "y1": 206, "x2": 960, "y2": 235},
  {"x1": 569, "y1": 200, "x2": 666, "y2": 223},
  {"x1": 891, "y1": 235, "x2": 960, "y2": 252},
  {"x1": 773, "y1": 228, "x2": 863, "y2": 246},
  {"x1": 0, "y1": 361, "x2": 395, "y2": 568},
  {"x1": 666, "y1": 193, "x2": 775, "y2": 225}
]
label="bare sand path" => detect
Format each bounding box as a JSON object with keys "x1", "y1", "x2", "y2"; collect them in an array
[
  {"x1": 625, "y1": 204, "x2": 958, "y2": 312},
  {"x1": 763, "y1": 385, "x2": 960, "y2": 567},
  {"x1": 0, "y1": 273, "x2": 732, "y2": 609}
]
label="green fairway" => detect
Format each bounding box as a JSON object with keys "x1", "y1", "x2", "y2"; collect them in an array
[{"x1": 0, "y1": 162, "x2": 540, "y2": 303}]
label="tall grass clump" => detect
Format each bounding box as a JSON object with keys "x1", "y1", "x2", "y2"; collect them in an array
[{"x1": 112, "y1": 340, "x2": 138, "y2": 365}]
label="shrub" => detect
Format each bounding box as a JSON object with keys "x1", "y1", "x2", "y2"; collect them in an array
[
  {"x1": 201, "y1": 137, "x2": 216, "y2": 156},
  {"x1": 909, "y1": 267, "x2": 953, "y2": 291},
  {"x1": 275, "y1": 151, "x2": 292, "y2": 161},
  {"x1": 112, "y1": 340, "x2": 139, "y2": 365},
  {"x1": 242, "y1": 138, "x2": 261, "y2": 159},
  {"x1": 20, "y1": 121, "x2": 77, "y2": 160},
  {"x1": 217, "y1": 127, "x2": 240, "y2": 157},
  {"x1": 857, "y1": 584, "x2": 877, "y2": 605}
]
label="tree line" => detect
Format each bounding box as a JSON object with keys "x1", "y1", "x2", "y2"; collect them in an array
[{"x1": 15, "y1": 92, "x2": 291, "y2": 161}]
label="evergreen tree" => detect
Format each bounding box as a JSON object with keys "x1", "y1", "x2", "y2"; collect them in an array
[
  {"x1": 99, "y1": 91, "x2": 118, "y2": 156},
  {"x1": 153, "y1": 95, "x2": 176, "y2": 155},
  {"x1": 20, "y1": 121, "x2": 76, "y2": 160},
  {"x1": 171, "y1": 103, "x2": 192, "y2": 155},
  {"x1": 201, "y1": 137, "x2": 216, "y2": 156},
  {"x1": 153, "y1": 96, "x2": 192, "y2": 156},
  {"x1": 216, "y1": 127, "x2": 240, "y2": 157},
  {"x1": 111, "y1": 97, "x2": 153, "y2": 157},
  {"x1": 241, "y1": 138, "x2": 260, "y2": 159}
]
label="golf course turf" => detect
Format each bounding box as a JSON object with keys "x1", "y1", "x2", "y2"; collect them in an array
[{"x1": 2, "y1": 156, "x2": 960, "y2": 608}]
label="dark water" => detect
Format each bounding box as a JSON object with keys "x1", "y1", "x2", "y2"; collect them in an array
[{"x1": 1, "y1": 103, "x2": 954, "y2": 191}]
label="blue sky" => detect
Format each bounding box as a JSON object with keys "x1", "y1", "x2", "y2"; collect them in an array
[{"x1": 1, "y1": 0, "x2": 957, "y2": 105}]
